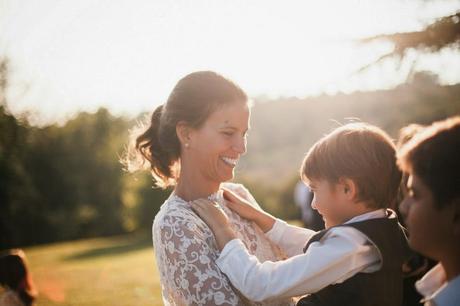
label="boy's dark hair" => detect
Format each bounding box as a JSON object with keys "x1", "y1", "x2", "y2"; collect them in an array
[
  {"x1": 301, "y1": 122, "x2": 402, "y2": 209},
  {"x1": 398, "y1": 116, "x2": 460, "y2": 209}
]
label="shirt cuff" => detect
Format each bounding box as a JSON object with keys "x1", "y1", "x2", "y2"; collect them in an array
[{"x1": 265, "y1": 218, "x2": 288, "y2": 243}]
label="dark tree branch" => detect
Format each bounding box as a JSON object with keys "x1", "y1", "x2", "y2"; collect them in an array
[{"x1": 361, "y1": 12, "x2": 460, "y2": 55}]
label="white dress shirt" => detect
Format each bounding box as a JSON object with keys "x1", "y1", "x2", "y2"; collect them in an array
[
  {"x1": 416, "y1": 263, "x2": 460, "y2": 306},
  {"x1": 216, "y1": 209, "x2": 388, "y2": 302}
]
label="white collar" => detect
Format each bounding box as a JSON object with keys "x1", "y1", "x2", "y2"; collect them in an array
[
  {"x1": 345, "y1": 208, "x2": 388, "y2": 224},
  {"x1": 416, "y1": 263, "x2": 460, "y2": 305}
]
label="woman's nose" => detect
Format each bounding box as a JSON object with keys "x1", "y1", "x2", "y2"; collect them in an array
[{"x1": 233, "y1": 135, "x2": 247, "y2": 155}]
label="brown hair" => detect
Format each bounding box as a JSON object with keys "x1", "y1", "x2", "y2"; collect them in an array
[
  {"x1": 301, "y1": 122, "x2": 402, "y2": 209},
  {"x1": 123, "y1": 71, "x2": 247, "y2": 188},
  {"x1": 0, "y1": 249, "x2": 37, "y2": 306},
  {"x1": 398, "y1": 116, "x2": 460, "y2": 209}
]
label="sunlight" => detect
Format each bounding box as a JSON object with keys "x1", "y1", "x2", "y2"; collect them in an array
[{"x1": 1, "y1": 0, "x2": 459, "y2": 124}]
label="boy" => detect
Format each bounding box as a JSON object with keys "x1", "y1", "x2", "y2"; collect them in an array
[
  {"x1": 398, "y1": 116, "x2": 460, "y2": 305},
  {"x1": 192, "y1": 122, "x2": 410, "y2": 306}
]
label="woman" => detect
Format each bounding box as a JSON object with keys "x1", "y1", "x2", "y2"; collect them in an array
[
  {"x1": 125, "y1": 71, "x2": 293, "y2": 305},
  {"x1": 0, "y1": 249, "x2": 37, "y2": 306}
]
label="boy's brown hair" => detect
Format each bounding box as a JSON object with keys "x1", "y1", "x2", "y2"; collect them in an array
[
  {"x1": 397, "y1": 116, "x2": 460, "y2": 209},
  {"x1": 301, "y1": 122, "x2": 402, "y2": 209}
]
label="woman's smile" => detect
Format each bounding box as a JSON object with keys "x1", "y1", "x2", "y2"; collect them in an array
[{"x1": 221, "y1": 156, "x2": 239, "y2": 167}]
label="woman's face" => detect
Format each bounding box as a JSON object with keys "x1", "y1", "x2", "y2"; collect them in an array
[{"x1": 188, "y1": 101, "x2": 250, "y2": 185}]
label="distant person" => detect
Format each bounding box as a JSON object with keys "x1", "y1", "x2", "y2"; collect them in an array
[
  {"x1": 192, "y1": 122, "x2": 410, "y2": 306},
  {"x1": 124, "y1": 71, "x2": 293, "y2": 305},
  {"x1": 0, "y1": 249, "x2": 37, "y2": 306},
  {"x1": 398, "y1": 116, "x2": 460, "y2": 306},
  {"x1": 293, "y1": 181, "x2": 324, "y2": 230}
]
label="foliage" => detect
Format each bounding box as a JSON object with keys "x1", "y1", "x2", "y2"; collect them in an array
[
  {"x1": 361, "y1": 11, "x2": 460, "y2": 67},
  {"x1": 1, "y1": 107, "x2": 171, "y2": 248},
  {"x1": 238, "y1": 72, "x2": 460, "y2": 186}
]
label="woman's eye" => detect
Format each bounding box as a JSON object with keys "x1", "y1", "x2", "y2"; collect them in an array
[{"x1": 222, "y1": 131, "x2": 233, "y2": 136}]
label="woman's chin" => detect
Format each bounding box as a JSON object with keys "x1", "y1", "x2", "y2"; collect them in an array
[
  {"x1": 219, "y1": 169, "x2": 235, "y2": 182},
  {"x1": 222, "y1": 172, "x2": 235, "y2": 182}
]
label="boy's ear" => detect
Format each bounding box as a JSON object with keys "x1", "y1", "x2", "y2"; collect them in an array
[
  {"x1": 338, "y1": 177, "x2": 358, "y2": 201},
  {"x1": 176, "y1": 121, "x2": 193, "y2": 148}
]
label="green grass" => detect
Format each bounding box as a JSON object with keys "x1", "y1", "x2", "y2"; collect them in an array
[{"x1": 24, "y1": 232, "x2": 163, "y2": 306}]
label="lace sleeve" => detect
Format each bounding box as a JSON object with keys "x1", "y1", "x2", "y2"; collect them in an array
[{"x1": 156, "y1": 210, "x2": 242, "y2": 306}]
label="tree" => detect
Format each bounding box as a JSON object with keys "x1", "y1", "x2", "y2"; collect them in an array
[{"x1": 360, "y1": 11, "x2": 460, "y2": 69}]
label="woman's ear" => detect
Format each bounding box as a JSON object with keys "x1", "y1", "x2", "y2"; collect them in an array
[{"x1": 176, "y1": 121, "x2": 192, "y2": 148}]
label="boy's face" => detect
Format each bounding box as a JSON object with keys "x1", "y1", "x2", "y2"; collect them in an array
[
  {"x1": 401, "y1": 173, "x2": 453, "y2": 260},
  {"x1": 309, "y1": 179, "x2": 347, "y2": 228}
]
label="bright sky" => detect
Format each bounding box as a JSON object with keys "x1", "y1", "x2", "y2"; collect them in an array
[{"x1": 1, "y1": 0, "x2": 459, "y2": 125}]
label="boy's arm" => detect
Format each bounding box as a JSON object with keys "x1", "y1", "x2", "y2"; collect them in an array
[
  {"x1": 216, "y1": 227, "x2": 381, "y2": 302},
  {"x1": 222, "y1": 187, "x2": 316, "y2": 255},
  {"x1": 192, "y1": 192, "x2": 316, "y2": 256},
  {"x1": 265, "y1": 219, "x2": 316, "y2": 257}
]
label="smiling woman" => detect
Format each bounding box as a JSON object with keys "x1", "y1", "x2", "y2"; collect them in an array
[{"x1": 123, "y1": 71, "x2": 293, "y2": 306}]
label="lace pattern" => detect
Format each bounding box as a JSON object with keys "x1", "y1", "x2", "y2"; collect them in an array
[{"x1": 152, "y1": 183, "x2": 294, "y2": 306}]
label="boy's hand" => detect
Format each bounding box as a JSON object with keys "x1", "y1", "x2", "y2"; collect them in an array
[
  {"x1": 222, "y1": 187, "x2": 276, "y2": 233},
  {"x1": 222, "y1": 187, "x2": 263, "y2": 221},
  {"x1": 191, "y1": 199, "x2": 236, "y2": 251}
]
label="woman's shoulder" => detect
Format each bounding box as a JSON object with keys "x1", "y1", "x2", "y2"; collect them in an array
[
  {"x1": 153, "y1": 195, "x2": 203, "y2": 232},
  {"x1": 152, "y1": 198, "x2": 212, "y2": 248}
]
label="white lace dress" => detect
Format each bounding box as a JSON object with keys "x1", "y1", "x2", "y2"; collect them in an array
[{"x1": 152, "y1": 183, "x2": 295, "y2": 306}]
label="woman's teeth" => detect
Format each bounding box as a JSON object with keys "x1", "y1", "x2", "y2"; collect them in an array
[{"x1": 221, "y1": 157, "x2": 238, "y2": 166}]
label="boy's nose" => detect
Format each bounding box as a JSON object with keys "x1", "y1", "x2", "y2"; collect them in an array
[{"x1": 311, "y1": 195, "x2": 318, "y2": 210}]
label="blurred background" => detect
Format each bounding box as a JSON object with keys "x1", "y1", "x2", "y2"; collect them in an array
[{"x1": 1, "y1": 0, "x2": 460, "y2": 305}]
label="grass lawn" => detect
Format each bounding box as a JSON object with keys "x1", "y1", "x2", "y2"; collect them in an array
[{"x1": 24, "y1": 232, "x2": 163, "y2": 306}]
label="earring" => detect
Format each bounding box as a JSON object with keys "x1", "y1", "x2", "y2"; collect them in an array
[{"x1": 185, "y1": 143, "x2": 190, "y2": 148}]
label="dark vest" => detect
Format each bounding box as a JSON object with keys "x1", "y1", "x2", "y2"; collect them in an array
[{"x1": 297, "y1": 210, "x2": 410, "y2": 306}]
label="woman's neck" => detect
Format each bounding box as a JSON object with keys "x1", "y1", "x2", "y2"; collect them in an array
[{"x1": 175, "y1": 169, "x2": 220, "y2": 202}]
